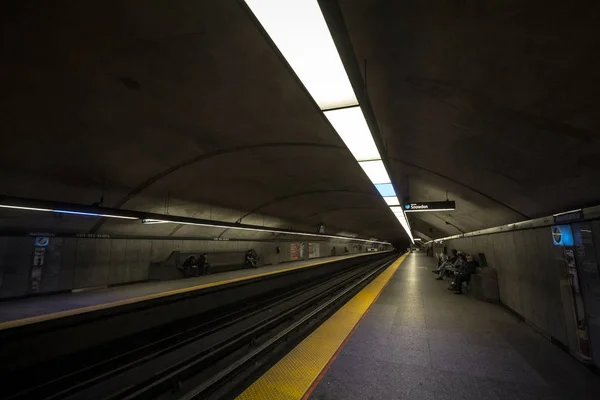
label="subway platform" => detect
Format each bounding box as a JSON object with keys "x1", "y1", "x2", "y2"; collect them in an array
[
  {"x1": 239, "y1": 253, "x2": 600, "y2": 400},
  {"x1": 0, "y1": 253, "x2": 370, "y2": 330}
]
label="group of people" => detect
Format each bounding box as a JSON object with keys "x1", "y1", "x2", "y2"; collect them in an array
[
  {"x1": 180, "y1": 249, "x2": 260, "y2": 277},
  {"x1": 180, "y1": 253, "x2": 210, "y2": 277},
  {"x1": 432, "y1": 249, "x2": 477, "y2": 294}
]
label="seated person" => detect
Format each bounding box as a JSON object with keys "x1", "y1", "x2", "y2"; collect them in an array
[
  {"x1": 199, "y1": 253, "x2": 210, "y2": 275},
  {"x1": 433, "y1": 250, "x2": 459, "y2": 279},
  {"x1": 433, "y1": 249, "x2": 457, "y2": 272},
  {"x1": 449, "y1": 254, "x2": 477, "y2": 294},
  {"x1": 245, "y1": 249, "x2": 257, "y2": 268},
  {"x1": 180, "y1": 255, "x2": 199, "y2": 277},
  {"x1": 436, "y1": 253, "x2": 464, "y2": 280}
]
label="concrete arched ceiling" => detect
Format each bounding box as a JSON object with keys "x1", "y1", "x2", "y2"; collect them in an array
[
  {"x1": 2, "y1": 0, "x2": 599, "y2": 243},
  {"x1": 340, "y1": 0, "x2": 600, "y2": 239},
  {"x1": 0, "y1": 0, "x2": 401, "y2": 241}
]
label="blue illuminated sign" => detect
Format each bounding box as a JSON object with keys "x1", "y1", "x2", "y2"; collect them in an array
[
  {"x1": 34, "y1": 237, "x2": 49, "y2": 247},
  {"x1": 552, "y1": 225, "x2": 574, "y2": 246}
]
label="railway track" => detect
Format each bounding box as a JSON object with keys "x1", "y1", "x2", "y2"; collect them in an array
[{"x1": 3, "y1": 254, "x2": 396, "y2": 400}]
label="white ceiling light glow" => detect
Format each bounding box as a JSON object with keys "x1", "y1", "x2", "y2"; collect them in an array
[
  {"x1": 358, "y1": 160, "x2": 391, "y2": 185},
  {"x1": 0, "y1": 204, "x2": 53, "y2": 212},
  {"x1": 324, "y1": 107, "x2": 380, "y2": 161},
  {"x1": 244, "y1": 0, "x2": 414, "y2": 242},
  {"x1": 390, "y1": 206, "x2": 414, "y2": 242},
  {"x1": 0, "y1": 204, "x2": 138, "y2": 220},
  {"x1": 244, "y1": 0, "x2": 357, "y2": 110},
  {"x1": 383, "y1": 197, "x2": 400, "y2": 206}
]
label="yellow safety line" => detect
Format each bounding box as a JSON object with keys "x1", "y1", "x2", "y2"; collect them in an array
[
  {"x1": 236, "y1": 253, "x2": 408, "y2": 400},
  {"x1": 0, "y1": 252, "x2": 380, "y2": 331}
]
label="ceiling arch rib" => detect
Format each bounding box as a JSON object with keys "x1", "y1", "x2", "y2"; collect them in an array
[
  {"x1": 216, "y1": 189, "x2": 384, "y2": 238},
  {"x1": 89, "y1": 142, "x2": 345, "y2": 233}
]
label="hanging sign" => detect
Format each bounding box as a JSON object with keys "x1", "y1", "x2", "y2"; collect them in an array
[{"x1": 404, "y1": 201, "x2": 455, "y2": 212}]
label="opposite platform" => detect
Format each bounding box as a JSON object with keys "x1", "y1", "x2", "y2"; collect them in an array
[{"x1": 0, "y1": 253, "x2": 374, "y2": 330}]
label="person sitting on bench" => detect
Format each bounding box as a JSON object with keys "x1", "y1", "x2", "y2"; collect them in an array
[
  {"x1": 449, "y1": 254, "x2": 477, "y2": 294},
  {"x1": 433, "y1": 250, "x2": 460, "y2": 280},
  {"x1": 245, "y1": 249, "x2": 258, "y2": 268},
  {"x1": 433, "y1": 250, "x2": 457, "y2": 271},
  {"x1": 199, "y1": 253, "x2": 210, "y2": 275},
  {"x1": 180, "y1": 255, "x2": 199, "y2": 277}
]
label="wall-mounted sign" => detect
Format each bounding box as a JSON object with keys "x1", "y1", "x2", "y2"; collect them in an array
[
  {"x1": 34, "y1": 236, "x2": 50, "y2": 247},
  {"x1": 30, "y1": 245, "x2": 46, "y2": 293},
  {"x1": 75, "y1": 233, "x2": 111, "y2": 239},
  {"x1": 554, "y1": 209, "x2": 584, "y2": 224},
  {"x1": 290, "y1": 242, "x2": 303, "y2": 260},
  {"x1": 404, "y1": 201, "x2": 456, "y2": 212},
  {"x1": 552, "y1": 225, "x2": 574, "y2": 246}
]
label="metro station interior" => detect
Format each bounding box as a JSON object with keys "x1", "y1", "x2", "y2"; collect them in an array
[{"x1": 1, "y1": 1, "x2": 600, "y2": 399}]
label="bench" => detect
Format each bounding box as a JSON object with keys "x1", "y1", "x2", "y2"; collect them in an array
[{"x1": 149, "y1": 250, "x2": 259, "y2": 281}]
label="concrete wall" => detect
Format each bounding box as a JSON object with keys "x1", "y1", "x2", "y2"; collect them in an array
[
  {"x1": 0, "y1": 236, "x2": 372, "y2": 299},
  {"x1": 442, "y1": 227, "x2": 570, "y2": 346}
]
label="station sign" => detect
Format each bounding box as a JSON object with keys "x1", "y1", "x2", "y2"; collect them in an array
[
  {"x1": 553, "y1": 209, "x2": 584, "y2": 224},
  {"x1": 552, "y1": 225, "x2": 574, "y2": 246},
  {"x1": 404, "y1": 201, "x2": 455, "y2": 212}
]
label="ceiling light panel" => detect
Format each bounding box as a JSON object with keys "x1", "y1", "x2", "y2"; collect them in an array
[
  {"x1": 244, "y1": 0, "x2": 357, "y2": 110},
  {"x1": 390, "y1": 206, "x2": 405, "y2": 215},
  {"x1": 374, "y1": 183, "x2": 396, "y2": 197},
  {"x1": 383, "y1": 197, "x2": 400, "y2": 206},
  {"x1": 358, "y1": 160, "x2": 391, "y2": 185},
  {"x1": 324, "y1": 106, "x2": 380, "y2": 161},
  {"x1": 390, "y1": 206, "x2": 414, "y2": 242}
]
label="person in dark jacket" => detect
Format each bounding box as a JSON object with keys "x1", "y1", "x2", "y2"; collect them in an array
[
  {"x1": 199, "y1": 253, "x2": 209, "y2": 275},
  {"x1": 450, "y1": 254, "x2": 477, "y2": 294},
  {"x1": 181, "y1": 255, "x2": 199, "y2": 277}
]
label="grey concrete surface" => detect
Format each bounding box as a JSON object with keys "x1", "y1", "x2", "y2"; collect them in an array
[
  {"x1": 0, "y1": 253, "x2": 368, "y2": 324},
  {"x1": 310, "y1": 254, "x2": 600, "y2": 400},
  {"x1": 340, "y1": 1, "x2": 600, "y2": 238},
  {"x1": 0, "y1": 235, "x2": 366, "y2": 299},
  {"x1": 2, "y1": 1, "x2": 599, "y2": 245},
  {"x1": 441, "y1": 227, "x2": 570, "y2": 347}
]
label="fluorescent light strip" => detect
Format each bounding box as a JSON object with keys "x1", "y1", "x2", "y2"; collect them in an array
[
  {"x1": 358, "y1": 160, "x2": 391, "y2": 184},
  {"x1": 244, "y1": 0, "x2": 414, "y2": 242},
  {"x1": 383, "y1": 197, "x2": 400, "y2": 206},
  {"x1": 405, "y1": 208, "x2": 456, "y2": 213},
  {"x1": 553, "y1": 209, "x2": 582, "y2": 217},
  {"x1": 390, "y1": 206, "x2": 414, "y2": 243},
  {"x1": 142, "y1": 219, "x2": 390, "y2": 245},
  {"x1": 53, "y1": 210, "x2": 138, "y2": 220},
  {"x1": 244, "y1": 0, "x2": 357, "y2": 110},
  {"x1": 0, "y1": 204, "x2": 137, "y2": 220},
  {"x1": 0, "y1": 204, "x2": 53, "y2": 212},
  {"x1": 0, "y1": 202, "x2": 391, "y2": 244},
  {"x1": 324, "y1": 107, "x2": 380, "y2": 161}
]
